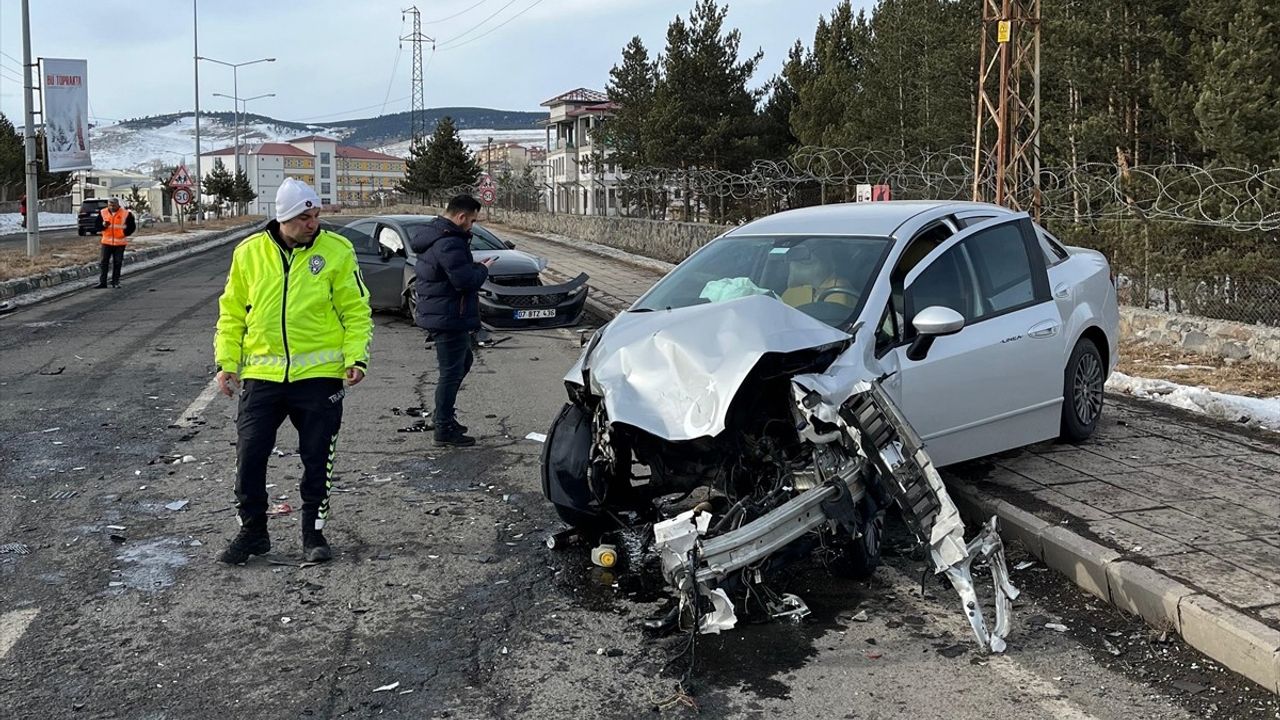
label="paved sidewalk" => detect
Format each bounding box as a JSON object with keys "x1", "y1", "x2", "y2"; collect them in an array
[{"x1": 490, "y1": 221, "x2": 1280, "y2": 694}]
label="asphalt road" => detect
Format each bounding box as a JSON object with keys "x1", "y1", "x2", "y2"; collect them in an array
[
  {"x1": 0, "y1": 225, "x2": 85, "y2": 250},
  {"x1": 0, "y1": 238, "x2": 1275, "y2": 719}
]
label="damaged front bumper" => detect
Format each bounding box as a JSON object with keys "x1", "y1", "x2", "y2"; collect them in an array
[
  {"x1": 479, "y1": 272, "x2": 589, "y2": 330},
  {"x1": 652, "y1": 380, "x2": 1019, "y2": 652}
]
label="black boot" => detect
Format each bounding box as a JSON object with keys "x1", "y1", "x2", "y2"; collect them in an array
[
  {"x1": 302, "y1": 529, "x2": 332, "y2": 563},
  {"x1": 218, "y1": 515, "x2": 270, "y2": 564},
  {"x1": 434, "y1": 420, "x2": 475, "y2": 447}
]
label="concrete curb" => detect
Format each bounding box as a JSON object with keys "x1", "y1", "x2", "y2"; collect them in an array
[
  {"x1": 950, "y1": 481, "x2": 1280, "y2": 695},
  {"x1": 0, "y1": 222, "x2": 260, "y2": 313}
]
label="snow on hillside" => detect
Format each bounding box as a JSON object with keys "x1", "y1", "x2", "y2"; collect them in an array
[
  {"x1": 374, "y1": 128, "x2": 548, "y2": 159},
  {"x1": 88, "y1": 115, "x2": 350, "y2": 173},
  {"x1": 87, "y1": 116, "x2": 545, "y2": 171}
]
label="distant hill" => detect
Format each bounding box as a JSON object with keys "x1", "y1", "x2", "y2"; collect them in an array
[
  {"x1": 89, "y1": 106, "x2": 547, "y2": 172},
  {"x1": 110, "y1": 107, "x2": 545, "y2": 148}
]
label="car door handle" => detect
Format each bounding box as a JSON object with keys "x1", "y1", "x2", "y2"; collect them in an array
[
  {"x1": 1028, "y1": 320, "x2": 1059, "y2": 339},
  {"x1": 1053, "y1": 283, "x2": 1072, "y2": 300}
]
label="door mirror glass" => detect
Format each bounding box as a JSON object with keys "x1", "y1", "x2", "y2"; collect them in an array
[{"x1": 912, "y1": 305, "x2": 965, "y2": 336}]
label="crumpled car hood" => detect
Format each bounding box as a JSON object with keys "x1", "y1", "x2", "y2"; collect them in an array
[{"x1": 569, "y1": 295, "x2": 850, "y2": 441}]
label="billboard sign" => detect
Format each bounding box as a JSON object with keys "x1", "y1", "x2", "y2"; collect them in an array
[{"x1": 41, "y1": 58, "x2": 92, "y2": 172}]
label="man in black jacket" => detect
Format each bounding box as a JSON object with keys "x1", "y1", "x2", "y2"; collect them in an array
[{"x1": 410, "y1": 194, "x2": 496, "y2": 447}]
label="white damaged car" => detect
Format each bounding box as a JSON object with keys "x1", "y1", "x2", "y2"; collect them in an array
[{"x1": 541, "y1": 201, "x2": 1119, "y2": 652}]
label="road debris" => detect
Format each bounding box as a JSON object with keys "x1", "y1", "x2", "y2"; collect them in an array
[
  {"x1": 372, "y1": 682, "x2": 401, "y2": 693},
  {"x1": 165, "y1": 500, "x2": 190, "y2": 512},
  {"x1": 267, "y1": 502, "x2": 293, "y2": 517},
  {"x1": 851, "y1": 610, "x2": 869, "y2": 622},
  {"x1": 1014, "y1": 560, "x2": 1036, "y2": 570},
  {"x1": 0, "y1": 542, "x2": 31, "y2": 555},
  {"x1": 1045, "y1": 622, "x2": 1069, "y2": 632},
  {"x1": 37, "y1": 367, "x2": 66, "y2": 375},
  {"x1": 524, "y1": 432, "x2": 547, "y2": 443}
]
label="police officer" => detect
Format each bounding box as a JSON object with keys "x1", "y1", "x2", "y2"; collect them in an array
[{"x1": 213, "y1": 178, "x2": 374, "y2": 564}]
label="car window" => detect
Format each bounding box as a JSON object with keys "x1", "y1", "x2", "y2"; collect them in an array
[
  {"x1": 336, "y1": 220, "x2": 378, "y2": 254},
  {"x1": 904, "y1": 243, "x2": 980, "y2": 332},
  {"x1": 469, "y1": 226, "x2": 505, "y2": 252},
  {"x1": 634, "y1": 234, "x2": 892, "y2": 329},
  {"x1": 956, "y1": 215, "x2": 994, "y2": 229},
  {"x1": 377, "y1": 225, "x2": 404, "y2": 256},
  {"x1": 1036, "y1": 227, "x2": 1069, "y2": 264},
  {"x1": 965, "y1": 223, "x2": 1036, "y2": 314}
]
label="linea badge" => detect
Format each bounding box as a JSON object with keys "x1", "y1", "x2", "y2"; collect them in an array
[{"x1": 309, "y1": 255, "x2": 326, "y2": 275}]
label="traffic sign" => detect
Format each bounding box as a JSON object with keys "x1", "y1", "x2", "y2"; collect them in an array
[
  {"x1": 479, "y1": 187, "x2": 496, "y2": 206},
  {"x1": 173, "y1": 188, "x2": 193, "y2": 206},
  {"x1": 168, "y1": 164, "x2": 193, "y2": 189}
]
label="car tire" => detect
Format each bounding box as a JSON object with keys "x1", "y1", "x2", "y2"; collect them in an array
[
  {"x1": 77, "y1": 228, "x2": 85, "y2": 236},
  {"x1": 403, "y1": 287, "x2": 416, "y2": 320},
  {"x1": 1061, "y1": 336, "x2": 1104, "y2": 441},
  {"x1": 831, "y1": 502, "x2": 883, "y2": 579}
]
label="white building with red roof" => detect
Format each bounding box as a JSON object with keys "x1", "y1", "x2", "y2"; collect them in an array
[
  {"x1": 542, "y1": 88, "x2": 625, "y2": 216},
  {"x1": 201, "y1": 135, "x2": 405, "y2": 215}
]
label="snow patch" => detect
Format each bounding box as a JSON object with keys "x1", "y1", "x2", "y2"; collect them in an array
[
  {"x1": 1106, "y1": 371, "x2": 1280, "y2": 432},
  {"x1": 0, "y1": 212, "x2": 77, "y2": 234}
]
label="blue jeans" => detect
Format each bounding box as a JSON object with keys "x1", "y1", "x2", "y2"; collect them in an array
[{"x1": 432, "y1": 330, "x2": 474, "y2": 427}]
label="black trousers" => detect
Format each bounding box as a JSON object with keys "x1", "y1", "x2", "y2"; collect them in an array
[
  {"x1": 431, "y1": 330, "x2": 474, "y2": 427},
  {"x1": 99, "y1": 244, "x2": 125, "y2": 286},
  {"x1": 235, "y1": 378, "x2": 344, "y2": 529}
]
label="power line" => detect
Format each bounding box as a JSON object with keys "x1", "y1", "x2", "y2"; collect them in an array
[
  {"x1": 380, "y1": 45, "x2": 404, "y2": 116},
  {"x1": 424, "y1": 0, "x2": 488, "y2": 23},
  {"x1": 435, "y1": 0, "x2": 520, "y2": 48},
  {"x1": 294, "y1": 96, "x2": 412, "y2": 122},
  {"x1": 437, "y1": 0, "x2": 547, "y2": 52}
]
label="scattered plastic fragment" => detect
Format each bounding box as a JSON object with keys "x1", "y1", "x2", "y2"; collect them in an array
[
  {"x1": 851, "y1": 610, "x2": 869, "y2": 622},
  {"x1": 525, "y1": 432, "x2": 547, "y2": 443},
  {"x1": 372, "y1": 682, "x2": 400, "y2": 693},
  {"x1": 0, "y1": 542, "x2": 30, "y2": 555},
  {"x1": 1045, "y1": 623, "x2": 1068, "y2": 632},
  {"x1": 1014, "y1": 560, "x2": 1036, "y2": 571},
  {"x1": 165, "y1": 500, "x2": 190, "y2": 512},
  {"x1": 268, "y1": 502, "x2": 293, "y2": 517}
]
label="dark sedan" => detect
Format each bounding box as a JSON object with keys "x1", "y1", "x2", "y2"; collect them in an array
[{"x1": 331, "y1": 214, "x2": 589, "y2": 330}]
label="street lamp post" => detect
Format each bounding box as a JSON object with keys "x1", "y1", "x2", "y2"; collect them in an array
[
  {"x1": 213, "y1": 92, "x2": 274, "y2": 215},
  {"x1": 195, "y1": 56, "x2": 274, "y2": 176}
]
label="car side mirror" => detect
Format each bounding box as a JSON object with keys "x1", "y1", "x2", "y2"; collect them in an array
[
  {"x1": 906, "y1": 305, "x2": 965, "y2": 362},
  {"x1": 504, "y1": 240, "x2": 515, "y2": 249}
]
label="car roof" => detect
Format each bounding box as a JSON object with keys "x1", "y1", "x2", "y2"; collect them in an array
[{"x1": 728, "y1": 200, "x2": 1013, "y2": 239}]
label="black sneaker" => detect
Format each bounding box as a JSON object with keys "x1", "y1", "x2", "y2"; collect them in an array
[
  {"x1": 218, "y1": 517, "x2": 270, "y2": 564},
  {"x1": 302, "y1": 530, "x2": 332, "y2": 563},
  {"x1": 434, "y1": 423, "x2": 476, "y2": 447},
  {"x1": 95, "y1": 283, "x2": 109, "y2": 289}
]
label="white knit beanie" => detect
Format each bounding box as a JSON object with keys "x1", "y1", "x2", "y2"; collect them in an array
[{"x1": 275, "y1": 178, "x2": 321, "y2": 222}]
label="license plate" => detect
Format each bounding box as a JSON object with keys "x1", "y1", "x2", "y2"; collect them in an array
[{"x1": 514, "y1": 309, "x2": 557, "y2": 319}]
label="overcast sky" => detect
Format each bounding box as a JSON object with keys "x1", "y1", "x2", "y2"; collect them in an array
[{"x1": 0, "y1": 0, "x2": 856, "y2": 127}]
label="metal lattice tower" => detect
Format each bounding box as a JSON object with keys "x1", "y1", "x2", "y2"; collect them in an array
[
  {"x1": 972, "y1": 0, "x2": 1042, "y2": 218},
  {"x1": 400, "y1": 6, "x2": 433, "y2": 144}
]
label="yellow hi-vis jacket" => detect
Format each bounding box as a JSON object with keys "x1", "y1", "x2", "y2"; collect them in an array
[{"x1": 215, "y1": 224, "x2": 373, "y2": 382}]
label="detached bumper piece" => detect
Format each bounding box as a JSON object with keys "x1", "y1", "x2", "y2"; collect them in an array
[
  {"x1": 839, "y1": 380, "x2": 1018, "y2": 653},
  {"x1": 479, "y1": 272, "x2": 589, "y2": 330}
]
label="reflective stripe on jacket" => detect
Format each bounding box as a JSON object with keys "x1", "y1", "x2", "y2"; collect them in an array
[
  {"x1": 214, "y1": 222, "x2": 374, "y2": 383},
  {"x1": 100, "y1": 207, "x2": 131, "y2": 246}
]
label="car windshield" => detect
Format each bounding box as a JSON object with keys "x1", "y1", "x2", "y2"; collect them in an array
[
  {"x1": 469, "y1": 225, "x2": 505, "y2": 252},
  {"x1": 633, "y1": 234, "x2": 891, "y2": 328}
]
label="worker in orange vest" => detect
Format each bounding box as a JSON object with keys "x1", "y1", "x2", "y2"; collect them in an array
[{"x1": 93, "y1": 197, "x2": 136, "y2": 288}]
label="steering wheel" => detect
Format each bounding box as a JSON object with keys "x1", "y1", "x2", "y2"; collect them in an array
[{"x1": 816, "y1": 286, "x2": 860, "y2": 304}]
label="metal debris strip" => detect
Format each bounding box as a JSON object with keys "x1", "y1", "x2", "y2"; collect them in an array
[
  {"x1": 0, "y1": 542, "x2": 31, "y2": 555},
  {"x1": 49, "y1": 490, "x2": 78, "y2": 501}
]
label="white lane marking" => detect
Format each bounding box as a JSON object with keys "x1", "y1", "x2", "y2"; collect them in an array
[
  {"x1": 173, "y1": 377, "x2": 221, "y2": 428},
  {"x1": 878, "y1": 565, "x2": 1102, "y2": 720},
  {"x1": 0, "y1": 608, "x2": 39, "y2": 661}
]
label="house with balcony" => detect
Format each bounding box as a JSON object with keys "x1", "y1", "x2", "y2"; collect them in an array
[{"x1": 541, "y1": 88, "x2": 625, "y2": 215}]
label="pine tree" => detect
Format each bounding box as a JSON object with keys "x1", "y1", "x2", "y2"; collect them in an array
[
  {"x1": 203, "y1": 159, "x2": 235, "y2": 215},
  {"x1": 232, "y1": 167, "x2": 256, "y2": 211},
  {"x1": 603, "y1": 36, "x2": 658, "y2": 170},
  {"x1": 1191, "y1": 0, "x2": 1280, "y2": 166},
  {"x1": 128, "y1": 185, "x2": 150, "y2": 214},
  {"x1": 398, "y1": 139, "x2": 433, "y2": 204},
  {"x1": 424, "y1": 116, "x2": 482, "y2": 201}
]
